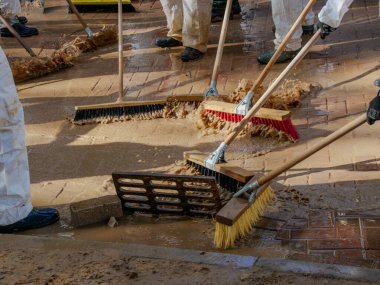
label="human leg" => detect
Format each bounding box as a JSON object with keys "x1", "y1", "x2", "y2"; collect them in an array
[
  {"x1": 181, "y1": 0, "x2": 212, "y2": 60},
  {"x1": 0, "y1": 47, "x2": 58, "y2": 232},
  {"x1": 257, "y1": 0, "x2": 303, "y2": 64},
  {"x1": 156, "y1": 0, "x2": 183, "y2": 47},
  {"x1": 0, "y1": 0, "x2": 38, "y2": 37}
]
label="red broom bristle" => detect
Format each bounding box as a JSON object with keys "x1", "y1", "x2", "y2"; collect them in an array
[{"x1": 205, "y1": 110, "x2": 299, "y2": 140}]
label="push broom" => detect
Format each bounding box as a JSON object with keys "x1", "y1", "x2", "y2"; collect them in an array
[
  {"x1": 73, "y1": 0, "x2": 203, "y2": 125},
  {"x1": 204, "y1": 0, "x2": 233, "y2": 97},
  {"x1": 202, "y1": 0, "x2": 317, "y2": 141},
  {"x1": 214, "y1": 112, "x2": 368, "y2": 249},
  {"x1": 185, "y1": 27, "x2": 322, "y2": 182},
  {"x1": 65, "y1": 0, "x2": 117, "y2": 49}
]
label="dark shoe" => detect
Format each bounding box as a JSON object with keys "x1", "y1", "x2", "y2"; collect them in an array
[
  {"x1": 271, "y1": 24, "x2": 315, "y2": 36},
  {"x1": 301, "y1": 24, "x2": 315, "y2": 35},
  {"x1": 232, "y1": 0, "x2": 241, "y2": 15},
  {"x1": 16, "y1": 16, "x2": 28, "y2": 25},
  {"x1": 257, "y1": 48, "x2": 300, "y2": 64},
  {"x1": 181, "y1": 47, "x2": 204, "y2": 62},
  {"x1": 212, "y1": 0, "x2": 241, "y2": 14},
  {"x1": 0, "y1": 23, "x2": 39, "y2": 37},
  {"x1": 0, "y1": 208, "x2": 59, "y2": 233},
  {"x1": 211, "y1": 9, "x2": 233, "y2": 23},
  {"x1": 155, "y1": 37, "x2": 182, "y2": 48}
]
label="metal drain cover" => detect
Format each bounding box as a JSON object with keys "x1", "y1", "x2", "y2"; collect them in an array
[{"x1": 112, "y1": 172, "x2": 222, "y2": 217}]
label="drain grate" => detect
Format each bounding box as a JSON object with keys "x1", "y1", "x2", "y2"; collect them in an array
[{"x1": 112, "y1": 172, "x2": 222, "y2": 217}]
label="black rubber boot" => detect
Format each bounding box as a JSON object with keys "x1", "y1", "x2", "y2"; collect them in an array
[
  {"x1": 181, "y1": 47, "x2": 204, "y2": 62},
  {"x1": 155, "y1": 37, "x2": 183, "y2": 48},
  {"x1": 272, "y1": 24, "x2": 315, "y2": 36},
  {"x1": 0, "y1": 23, "x2": 39, "y2": 37},
  {"x1": 16, "y1": 16, "x2": 28, "y2": 25},
  {"x1": 0, "y1": 208, "x2": 59, "y2": 233},
  {"x1": 211, "y1": 0, "x2": 241, "y2": 22}
]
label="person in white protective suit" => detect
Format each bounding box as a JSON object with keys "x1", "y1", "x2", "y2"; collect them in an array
[
  {"x1": 0, "y1": 47, "x2": 59, "y2": 233},
  {"x1": 257, "y1": 0, "x2": 354, "y2": 64},
  {"x1": 155, "y1": 0, "x2": 212, "y2": 62},
  {"x1": 0, "y1": 0, "x2": 39, "y2": 37}
]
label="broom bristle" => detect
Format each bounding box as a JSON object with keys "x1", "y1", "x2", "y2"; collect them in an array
[
  {"x1": 205, "y1": 110, "x2": 299, "y2": 141},
  {"x1": 73, "y1": 101, "x2": 201, "y2": 125},
  {"x1": 214, "y1": 186, "x2": 275, "y2": 249}
]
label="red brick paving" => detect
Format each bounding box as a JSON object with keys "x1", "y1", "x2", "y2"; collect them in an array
[{"x1": 272, "y1": 210, "x2": 380, "y2": 267}]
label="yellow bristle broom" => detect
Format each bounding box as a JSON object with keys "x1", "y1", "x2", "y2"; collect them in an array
[{"x1": 215, "y1": 112, "x2": 368, "y2": 249}]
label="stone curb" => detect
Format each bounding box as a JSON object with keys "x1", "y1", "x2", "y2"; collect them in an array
[{"x1": 1, "y1": 234, "x2": 380, "y2": 282}]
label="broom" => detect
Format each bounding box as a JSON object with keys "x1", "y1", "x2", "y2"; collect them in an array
[
  {"x1": 72, "y1": 0, "x2": 202, "y2": 124},
  {"x1": 0, "y1": 13, "x2": 76, "y2": 82},
  {"x1": 204, "y1": 0, "x2": 233, "y2": 97},
  {"x1": 65, "y1": 0, "x2": 117, "y2": 50},
  {"x1": 214, "y1": 112, "x2": 368, "y2": 249},
  {"x1": 202, "y1": 0, "x2": 316, "y2": 140},
  {"x1": 185, "y1": 29, "x2": 322, "y2": 180}
]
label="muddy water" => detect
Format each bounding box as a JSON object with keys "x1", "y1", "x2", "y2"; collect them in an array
[{"x1": 23, "y1": 214, "x2": 289, "y2": 258}]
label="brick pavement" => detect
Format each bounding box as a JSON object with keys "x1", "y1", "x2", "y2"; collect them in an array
[{"x1": 270, "y1": 210, "x2": 380, "y2": 268}]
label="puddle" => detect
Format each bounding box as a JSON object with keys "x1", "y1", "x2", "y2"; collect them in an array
[{"x1": 21, "y1": 214, "x2": 289, "y2": 258}]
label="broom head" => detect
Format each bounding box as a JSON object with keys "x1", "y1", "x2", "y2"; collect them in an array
[{"x1": 214, "y1": 183, "x2": 275, "y2": 249}]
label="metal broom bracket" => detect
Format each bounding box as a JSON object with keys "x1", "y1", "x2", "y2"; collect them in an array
[
  {"x1": 204, "y1": 80, "x2": 218, "y2": 97},
  {"x1": 235, "y1": 90, "x2": 254, "y2": 115},
  {"x1": 204, "y1": 142, "x2": 228, "y2": 170}
]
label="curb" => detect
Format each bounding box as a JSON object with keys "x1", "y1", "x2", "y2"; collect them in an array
[{"x1": 1, "y1": 234, "x2": 380, "y2": 282}]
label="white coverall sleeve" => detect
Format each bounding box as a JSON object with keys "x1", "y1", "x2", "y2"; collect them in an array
[
  {"x1": 318, "y1": 0, "x2": 354, "y2": 28},
  {"x1": 0, "y1": 46, "x2": 33, "y2": 226}
]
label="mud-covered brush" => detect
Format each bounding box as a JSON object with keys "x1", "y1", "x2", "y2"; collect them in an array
[
  {"x1": 202, "y1": 102, "x2": 299, "y2": 141},
  {"x1": 214, "y1": 112, "x2": 367, "y2": 249},
  {"x1": 185, "y1": 29, "x2": 321, "y2": 184},
  {"x1": 72, "y1": 0, "x2": 202, "y2": 125},
  {"x1": 73, "y1": 95, "x2": 203, "y2": 125},
  {"x1": 66, "y1": 0, "x2": 117, "y2": 48},
  {"x1": 204, "y1": 0, "x2": 233, "y2": 97},
  {"x1": 202, "y1": 0, "x2": 316, "y2": 139}
]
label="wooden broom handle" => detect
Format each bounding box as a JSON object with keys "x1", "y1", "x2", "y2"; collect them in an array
[
  {"x1": 118, "y1": 0, "x2": 124, "y2": 100},
  {"x1": 257, "y1": 113, "x2": 367, "y2": 186},
  {"x1": 250, "y1": 0, "x2": 317, "y2": 92},
  {"x1": 66, "y1": 0, "x2": 91, "y2": 33},
  {"x1": 0, "y1": 13, "x2": 36, "y2": 57},
  {"x1": 224, "y1": 30, "x2": 321, "y2": 145},
  {"x1": 210, "y1": 0, "x2": 233, "y2": 82}
]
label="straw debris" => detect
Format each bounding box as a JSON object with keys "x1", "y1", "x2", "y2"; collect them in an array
[
  {"x1": 227, "y1": 78, "x2": 320, "y2": 110},
  {"x1": 10, "y1": 26, "x2": 117, "y2": 82}
]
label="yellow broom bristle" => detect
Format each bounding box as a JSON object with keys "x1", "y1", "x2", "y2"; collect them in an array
[{"x1": 214, "y1": 186, "x2": 275, "y2": 249}]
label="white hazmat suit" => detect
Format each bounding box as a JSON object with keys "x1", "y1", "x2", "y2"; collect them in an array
[
  {"x1": 0, "y1": 46, "x2": 33, "y2": 226},
  {"x1": 160, "y1": 0, "x2": 212, "y2": 53},
  {"x1": 0, "y1": 0, "x2": 21, "y2": 27},
  {"x1": 273, "y1": 0, "x2": 354, "y2": 51}
]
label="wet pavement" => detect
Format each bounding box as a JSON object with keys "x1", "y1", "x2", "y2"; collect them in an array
[{"x1": 1, "y1": 0, "x2": 380, "y2": 270}]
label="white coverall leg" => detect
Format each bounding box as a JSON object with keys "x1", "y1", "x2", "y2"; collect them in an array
[
  {"x1": 272, "y1": 0, "x2": 313, "y2": 51},
  {"x1": 160, "y1": 0, "x2": 212, "y2": 53},
  {"x1": 272, "y1": 0, "x2": 353, "y2": 51},
  {"x1": 0, "y1": 0, "x2": 21, "y2": 26},
  {"x1": 0, "y1": 46, "x2": 33, "y2": 226}
]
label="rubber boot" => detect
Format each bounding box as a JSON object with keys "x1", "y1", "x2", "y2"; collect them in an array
[
  {"x1": 0, "y1": 22, "x2": 39, "y2": 37},
  {"x1": 257, "y1": 48, "x2": 300, "y2": 65},
  {"x1": 181, "y1": 47, "x2": 204, "y2": 62},
  {"x1": 0, "y1": 208, "x2": 59, "y2": 233}
]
